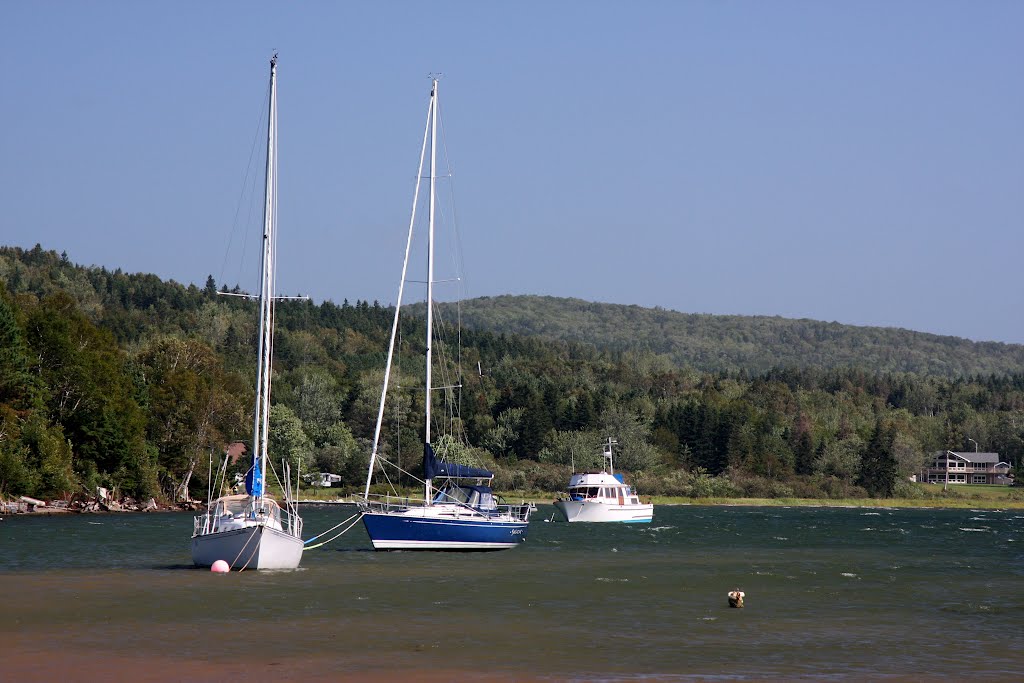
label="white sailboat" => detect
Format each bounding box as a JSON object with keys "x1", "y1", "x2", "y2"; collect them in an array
[
  {"x1": 553, "y1": 438, "x2": 654, "y2": 523},
  {"x1": 357, "y1": 78, "x2": 532, "y2": 550},
  {"x1": 191, "y1": 55, "x2": 304, "y2": 570}
]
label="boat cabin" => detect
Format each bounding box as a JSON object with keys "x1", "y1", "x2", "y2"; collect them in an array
[
  {"x1": 206, "y1": 494, "x2": 285, "y2": 532},
  {"x1": 433, "y1": 484, "x2": 498, "y2": 511},
  {"x1": 567, "y1": 472, "x2": 642, "y2": 505}
]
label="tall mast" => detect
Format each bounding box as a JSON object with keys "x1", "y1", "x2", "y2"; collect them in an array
[
  {"x1": 424, "y1": 78, "x2": 438, "y2": 505},
  {"x1": 252, "y1": 53, "x2": 278, "y2": 501},
  {"x1": 362, "y1": 86, "x2": 433, "y2": 499}
]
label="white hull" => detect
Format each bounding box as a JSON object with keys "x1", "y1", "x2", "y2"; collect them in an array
[
  {"x1": 554, "y1": 500, "x2": 653, "y2": 523},
  {"x1": 192, "y1": 524, "x2": 303, "y2": 570}
]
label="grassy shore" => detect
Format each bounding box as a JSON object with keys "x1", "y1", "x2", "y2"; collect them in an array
[
  {"x1": 648, "y1": 496, "x2": 1024, "y2": 509},
  {"x1": 297, "y1": 483, "x2": 1024, "y2": 510}
]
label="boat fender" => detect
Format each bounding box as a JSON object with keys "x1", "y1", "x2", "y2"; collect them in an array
[{"x1": 728, "y1": 590, "x2": 745, "y2": 608}]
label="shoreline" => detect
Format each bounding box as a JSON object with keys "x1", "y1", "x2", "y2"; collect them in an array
[
  {"x1": 6, "y1": 491, "x2": 1023, "y2": 517},
  {"x1": 292, "y1": 494, "x2": 1024, "y2": 511}
]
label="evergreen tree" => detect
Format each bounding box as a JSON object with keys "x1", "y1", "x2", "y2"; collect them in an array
[
  {"x1": 793, "y1": 428, "x2": 815, "y2": 476},
  {"x1": 858, "y1": 422, "x2": 898, "y2": 497},
  {"x1": 0, "y1": 289, "x2": 37, "y2": 409}
]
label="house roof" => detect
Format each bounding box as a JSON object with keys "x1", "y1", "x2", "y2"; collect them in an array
[
  {"x1": 226, "y1": 441, "x2": 248, "y2": 464},
  {"x1": 941, "y1": 451, "x2": 1002, "y2": 464}
]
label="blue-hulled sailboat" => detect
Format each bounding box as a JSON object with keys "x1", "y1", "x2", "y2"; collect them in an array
[{"x1": 357, "y1": 78, "x2": 532, "y2": 550}]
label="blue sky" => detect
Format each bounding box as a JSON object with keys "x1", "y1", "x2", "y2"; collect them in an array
[{"x1": 3, "y1": 2, "x2": 1022, "y2": 342}]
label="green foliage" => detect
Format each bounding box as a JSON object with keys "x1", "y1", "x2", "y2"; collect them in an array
[
  {"x1": 134, "y1": 336, "x2": 246, "y2": 499},
  {"x1": 0, "y1": 413, "x2": 35, "y2": 496},
  {"x1": 268, "y1": 404, "x2": 313, "y2": 474},
  {"x1": 0, "y1": 287, "x2": 38, "y2": 410},
  {"x1": 4, "y1": 245, "x2": 1024, "y2": 503},
  {"x1": 858, "y1": 423, "x2": 899, "y2": 497},
  {"x1": 313, "y1": 421, "x2": 360, "y2": 479},
  {"x1": 20, "y1": 414, "x2": 76, "y2": 497},
  {"x1": 454, "y1": 295, "x2": 1024, "y2": 377}
]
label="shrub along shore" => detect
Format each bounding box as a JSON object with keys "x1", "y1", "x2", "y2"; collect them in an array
[
  {"x1": 6, "y1": 490, "x2": 1023, "y2": 514},
  {"x1": 289, "y1": 481, "x2": 1024, "y2": 511}
]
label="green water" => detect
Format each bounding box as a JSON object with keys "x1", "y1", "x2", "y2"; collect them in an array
[{"x1": 2, "y1": 504, "x2": 1022, "y2": 681}]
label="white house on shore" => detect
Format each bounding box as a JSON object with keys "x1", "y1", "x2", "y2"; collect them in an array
[{"x1": 921, "y1": 451, "x2": 1013, "y2": 485}]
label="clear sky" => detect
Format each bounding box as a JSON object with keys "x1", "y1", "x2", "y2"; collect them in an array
[{"x1": 3, "y1": 2, "x2": 1022, "y2": 343}]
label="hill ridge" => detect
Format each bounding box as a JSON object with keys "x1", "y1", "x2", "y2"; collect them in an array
[{"x1": 441, "y1": 294, "x2": 1024, "y2": 376}]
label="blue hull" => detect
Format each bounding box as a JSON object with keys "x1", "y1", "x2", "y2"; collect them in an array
[{"x1": 362, "y1": 511, "x2": 529, "y2": 550}]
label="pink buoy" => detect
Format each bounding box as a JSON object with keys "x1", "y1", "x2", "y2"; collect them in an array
[{"x1": 211, "y1": 560, "x2": 230, "y2": 573}]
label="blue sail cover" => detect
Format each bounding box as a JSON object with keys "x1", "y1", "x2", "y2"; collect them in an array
[
  {"x1": 245, "y1": 460, "x2": 263, "y2": 497},
  {"x1": 423, "y1": 443, "x2": 493, "y2": 480}
]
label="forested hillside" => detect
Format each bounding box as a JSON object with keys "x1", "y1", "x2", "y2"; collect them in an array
[
  {"x1": 449, "y1": 295, "x2": 1024, "y2": 377},
  {"x1": 2, "y1": 245, "x2": 1022, "y2": 506}
]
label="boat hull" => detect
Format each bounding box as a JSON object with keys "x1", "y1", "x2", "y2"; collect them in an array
[
  {"x1": 361, "y1": 508, "x2": 529, "y2": 550},
  {"x1": 553, "y1": 500, "x2": 653, "y2": 523},
  {"x1": 192, "y1": 524, "x2": 304, "y2": 570}
]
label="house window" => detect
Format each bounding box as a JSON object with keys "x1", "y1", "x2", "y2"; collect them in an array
[{"x1": 972, "y1": 475, "x2": 987, "y2": 484}]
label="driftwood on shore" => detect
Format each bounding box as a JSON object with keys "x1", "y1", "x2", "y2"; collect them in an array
[{"x1": 2, "y1": 494, "x2": 199, "y2": 515}]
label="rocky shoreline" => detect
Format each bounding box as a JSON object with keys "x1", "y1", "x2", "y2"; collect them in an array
[{"x1": 2, "y1": 495, "x2": 202, "y2": 516}]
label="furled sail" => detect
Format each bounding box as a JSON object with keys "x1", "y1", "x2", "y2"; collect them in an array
[
  {"x1": 245, "y1": 460, "x2": 263, "y2": 497},
  {"x1": 423, "y1": 443, "x2": 493, "y2": 480}
]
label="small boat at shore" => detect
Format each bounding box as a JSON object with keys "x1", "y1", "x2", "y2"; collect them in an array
[{"x1": 553, "y1": 438, "x2": 653, "y2": 523}]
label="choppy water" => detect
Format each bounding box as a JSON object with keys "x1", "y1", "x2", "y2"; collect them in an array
[{"x1": 1, "y1": 504, "x2": 1022, "y2": 681}]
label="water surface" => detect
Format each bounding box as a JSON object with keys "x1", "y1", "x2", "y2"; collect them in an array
[{"x1": 2, "y1": 504, "x2": 1021, "y2": 681}]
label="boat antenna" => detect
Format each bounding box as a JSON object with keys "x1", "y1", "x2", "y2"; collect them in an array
[{"x1": 604, "y1": 437, "x2": 618, "y2": 475}]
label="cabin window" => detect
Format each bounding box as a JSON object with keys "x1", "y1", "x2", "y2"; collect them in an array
[{"x1": 436, "y1": 486, "x2": 471, "y2": 505}]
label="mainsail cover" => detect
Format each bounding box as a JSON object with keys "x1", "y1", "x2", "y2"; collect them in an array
[{"x1": 423, "y1": 443, "x2": 493, "y2": 480}]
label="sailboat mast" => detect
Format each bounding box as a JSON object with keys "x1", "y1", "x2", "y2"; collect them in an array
[
  {"x1": 252, "y1": 53, "x2": 278, "y2": 502},
  {"x1": 362, "y1": 90, "x2": 433, "y2": 500},
  {"x1": 424, "y1": 78, "x2": 438, "y2": 505}
]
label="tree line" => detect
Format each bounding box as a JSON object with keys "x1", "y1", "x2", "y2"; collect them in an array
[{"x1": 1, "y1": 244, "x2": 1022, "y2": 503}]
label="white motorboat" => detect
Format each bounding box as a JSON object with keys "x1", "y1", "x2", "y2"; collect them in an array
[{"x1": 553, "y1": 438, "x2": 653, "y2": 523}]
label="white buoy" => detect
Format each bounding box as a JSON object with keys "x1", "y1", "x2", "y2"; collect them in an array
[
  {"x1": 211, "y1": 559, "x2": 230, "y2": 573},
  {"x1": 728, "y1": 589, "x2": 745, "y2": 608}
]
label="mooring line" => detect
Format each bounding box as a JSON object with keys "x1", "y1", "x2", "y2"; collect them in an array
[{"x1": 303, "y1": 512, "x2": 364, "y2": 550}]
